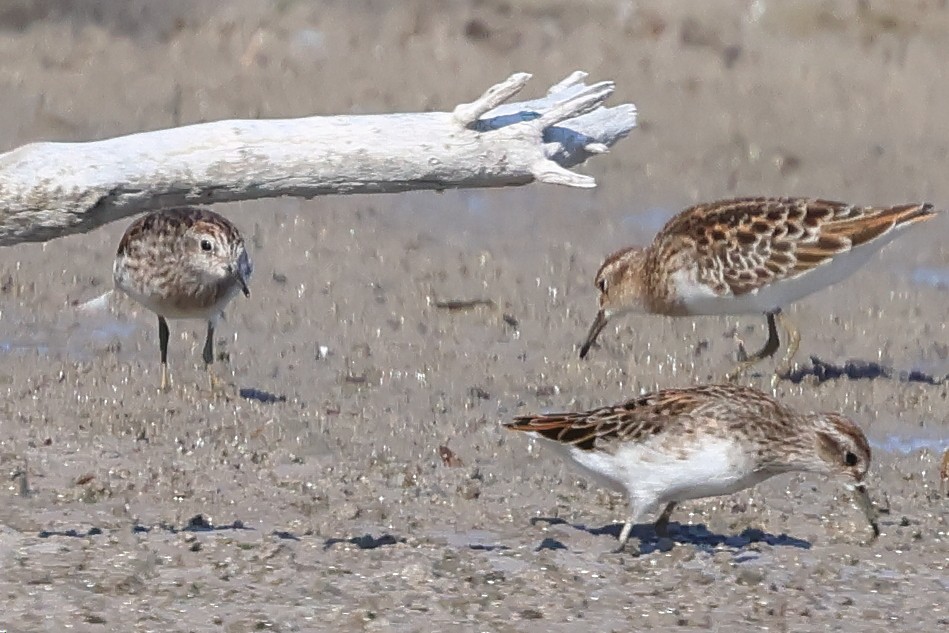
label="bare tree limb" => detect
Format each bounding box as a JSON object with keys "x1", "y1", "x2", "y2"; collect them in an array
[
  {"x1": 452, "y1": 72, "x2": 533, "y2": 126},
  {"x1": 0, "y1": 71, "x2": 636, "y2": 246}
]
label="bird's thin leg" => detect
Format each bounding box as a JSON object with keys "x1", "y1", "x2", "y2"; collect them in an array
[
  {"x1": 203, "y1": 320, "x2": 218, "y2": 392},
  {"x1": 613, "y1": 505, "x2": 647, "y2": 553},
  {"x1": 615, "y1": 520, "x2": 635, "y2": 553},
  {"x1": 727, "y1": 310, "x2": 781, "y2": 381},
  {"x1": 940, "y1": 449, "x2": 949, "y2": 496},
  {"x1": 158, "y1": 316, "x2": 170, "y2": 391},
  {"x1": 776, "y1": 311, "x2": 801, "y2": 376},
  {"x1": 653, "y1": 502, "x2": 677, "y2": 538}
]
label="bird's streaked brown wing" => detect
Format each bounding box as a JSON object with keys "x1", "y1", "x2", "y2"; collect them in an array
[
  {"x1": 505, "y1": 385, "x2": 762, "y2": 451},
  {"x1": 653, "y1": 197, "x2": 934, "y2": 296}
]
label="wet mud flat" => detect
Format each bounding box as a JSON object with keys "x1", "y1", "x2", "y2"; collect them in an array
[{"x1": 1, "y1": 1, "x2": 949, "y2": 631}]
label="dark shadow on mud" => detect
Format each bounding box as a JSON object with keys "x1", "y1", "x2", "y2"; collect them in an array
[
  {"x1": 323, "y1": 533, "x2": 406, "y2": 550},
  {"x1": 179, "y1": 514, "x2": 251, "y2": 532},
  {"x1": 272, "y1": 530, "x2": 300, "y2": 540},
  {"x1": 138, "y1": 514, "x2": 252, "y2": 533},
  {"x1": 239, "y1": 387, "x2": 288, "y2": 404},
  {"x1": 468, "y1": 542, "x2": 510, "y2": 552},
  {"x1": 39, "y1": 514, "x2": 251, "y2": 538},
  {"x1": 38, "y1": 526, "x2": 105, "y2": 538},
  {"x1": 36, "y1": 520, "x2": 405, "y2": 551},
  {"x1": 536, "y1": 537, "x2": 568, "y2": 552},
  {"x1": 530, "y1": 516, "x2": 811, "y2": 554},
  {"x1": 782, "y1": 356, "x2": 946, "y2": 385}
]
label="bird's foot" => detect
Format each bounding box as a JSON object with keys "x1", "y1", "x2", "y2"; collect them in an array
[
  {"x1": 206, "y1": 368, "x2": 238, "y2": 400},
  {"x1": 159, "y1": 364, "x2": 172, "y2": 392}
]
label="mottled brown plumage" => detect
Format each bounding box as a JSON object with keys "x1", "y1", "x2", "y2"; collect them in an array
[
  {"x1": 114, "y1": 207, "x2": 253, "y2": 390},
  {"x1": 580, "y1": 197, "x2": 936, "y2": 379},
  {"x1": 506, "y1": 384, "x2": 879, "y2": 550}
]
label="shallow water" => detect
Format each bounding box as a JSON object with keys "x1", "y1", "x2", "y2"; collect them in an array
[
  {"x1": 872, "y1": 434, "x2": 948, "y2": 456},
  {"x1": 0, "y1": 307, "x2": 137, "y2": 361},
  {"x1": 910, "y1": 267, "x2": 949, "y2": 290}
]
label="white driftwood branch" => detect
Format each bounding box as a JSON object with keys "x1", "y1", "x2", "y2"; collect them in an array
[
  {"x1": 0, "y1": 71, "x2": 636, "y2": 246},
  {"x1": 452, "y1": 72, "x2": 533, "y2": 126}
]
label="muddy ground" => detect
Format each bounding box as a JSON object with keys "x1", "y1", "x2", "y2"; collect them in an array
[{"x1": 0, "y1": 1, "x2": 947, "y2": 631}]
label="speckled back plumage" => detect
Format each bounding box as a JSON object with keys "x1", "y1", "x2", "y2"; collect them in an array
[
  {"x1": 508, "y1": 385, "x2": 793, "y2": 451},
  {"x1": 645, "y1": 197, "x2": 933, "y2": 304}
]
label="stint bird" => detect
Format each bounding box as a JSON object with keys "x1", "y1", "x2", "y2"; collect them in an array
[
  {"x1": 578, "y1": 197, "x2": 935, "y2": 379},
  {"x1": 505, "y1": 384, "x2": 879, "y2": 552},
  {"x1": 113, "y1": 207, "x2": 253, "y2": 390}
]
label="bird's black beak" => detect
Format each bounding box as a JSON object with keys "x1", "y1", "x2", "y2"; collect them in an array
[
  {"x1": 579, "y1": 310, "x2": 608, "y2": 359},
  {"x1": 234, "y1": 250, "x2": 252, "y2": 298},
  {"x1": 850, "y1": 483, "x2": 879, "y2": 539}
]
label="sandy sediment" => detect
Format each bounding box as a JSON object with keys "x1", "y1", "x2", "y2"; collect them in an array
[{"x1": 0, "y1": 1, "x2": 947, "y2": 631}]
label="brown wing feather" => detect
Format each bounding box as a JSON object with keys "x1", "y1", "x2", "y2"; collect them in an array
[
  {"x1": 505, "y1": 385, "x2": 775, "y2": 452},
  {"x1": 652, "y1": 198, "x2": 934, "y2": 297}
]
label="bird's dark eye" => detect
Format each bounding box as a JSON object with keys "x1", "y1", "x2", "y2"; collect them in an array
[
  {"x1": 200, "y1": 239, "x2": 213, "y2": 252},
  {"x1": 596, "y1": 278, "x2": 607, "y2": 293},
  {"x1": 844, "y1": 451, "x2": 858, "y2": 467}
]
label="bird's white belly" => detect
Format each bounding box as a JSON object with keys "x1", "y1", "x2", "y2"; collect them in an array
[
  {"x1": 114, "y1": 282, "x2": 230, "y2": 321},
  {"x1": 563, "y1": 436, "x2": 766, "y2": 508},
  {"x1": 673, "y1": 236, "x2": 895, "y2": 316},
  {"x1": 533, "y1": 440, "x2": 629, "y2": 494}
]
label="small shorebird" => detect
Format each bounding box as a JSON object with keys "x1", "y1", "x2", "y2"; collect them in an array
[
  {"x1": 578, "y1": 197, "x2": 935, "y2": 379},
  {"x1": 113, "y1": 207, "x2": 253, "y2": 390},
  {"x1": 505, "y1": 384, "x2": 879, "y2": 552}
]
